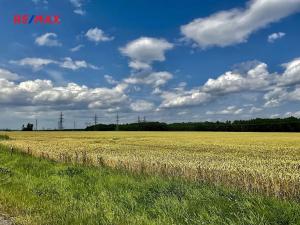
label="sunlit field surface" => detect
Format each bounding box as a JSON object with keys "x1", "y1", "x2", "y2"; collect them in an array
[{"x1": 1, "y1": 131, "x2": 300, "y2": 199}]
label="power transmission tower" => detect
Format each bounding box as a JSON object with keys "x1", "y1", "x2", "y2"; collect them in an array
[
  {"x1": 116, "y1": 112, "x2": 119, "y2": 131},
  {"x1": 93, "y1": 113, "x2": 98, "y2": 131},
  {"x1": 35, "y1": 119, "x2": 38, "y2": 131},
  {"x1": 138, "y1": 116, "x2": 141, "y2": 123},
  {"x1": 73, "y1": 120, "x2": 76, "y2": 130},
  {"x1": 58, "y1": 112, "x2": 64, "y2": 130},
  {"x1": 94, "y1": 113, "x2": 98, "y2": 126}
]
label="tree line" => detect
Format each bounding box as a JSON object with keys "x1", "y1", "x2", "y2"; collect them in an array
[{"x1": 86, "y1": 117, "x2": 300, "y2": 132}]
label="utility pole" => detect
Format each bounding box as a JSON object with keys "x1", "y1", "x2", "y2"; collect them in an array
[
  {"x1": 58, "y1": 112, "x2": 64, "y2": 130},
  {"x1": 35, "y1": 119, "x2": 38, "y2": 131},
  {"x1": 116, "y1": 112, "x2": 119, "y2": 131}
]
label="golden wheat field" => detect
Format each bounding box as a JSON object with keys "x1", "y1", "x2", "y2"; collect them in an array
[{"x1": 1, "y1": 131, "x2": 300, "y2": 199}]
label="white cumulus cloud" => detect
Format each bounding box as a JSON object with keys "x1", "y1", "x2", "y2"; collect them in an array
[
  {"x1": 268, "y1": 32, "x2": 286, "y2": 43},
  {"x1": 120, "y1": 37, "x2": 173, "y2": 70},
  {"x1": 0, "y1": 78, "x2": 129, "y2": 110},
  {"x1": 10, "y1": 57, "x2": 98, "y2": 71},
  {"x1": 159, "y1": 61, "x2": 277, "y2": 109},
  {"x1": 60, "y1": 57, "x2": 99, "y2": 70},
  {"x1": 159, "y1": 86, "x2": 211, "y2": 109},
  {"x1": 277, "y1": 58, "x2": 300, "y2": 86},
  {"x1": 85, "y1": 28, "x2": 114, "y2": 43},
  {"x1": 10, "y1": 58, "x2": 56, "y2": 71},
  {"x1": 124, "y1": 71, "x2": 173, "y2": 88},
  {"x1": 70, "y1": 0, "x2": 86, "y2": 15},
  {"x1": 130, "y1": 100, "x2": 154, "y2": 112},
  {"x1": 104, "y1": 75, "x2": 118, "y2": 85},
  {"x1": 206, "y1": 106, "x2": 244, "y2": 115},
  {"x1": 70, "y1": 44, "x2": 84, "y2": 52},
  {"x1": 35, "y1": 33, "x2": 62, "y2": 47},
  {"x1": 181, "y1": 0, "x2": 300, "y2": 48},
  {"x1": 201, "y1": 63, "x2": 273, "y2": 94},
  {"x1": 0, "y1": 68, "x2": 21, "y2": 81}
]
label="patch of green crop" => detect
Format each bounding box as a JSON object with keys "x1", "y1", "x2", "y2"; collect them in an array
[{"x1": 0, "y1": 134, "x2": 9, "y2": 140}]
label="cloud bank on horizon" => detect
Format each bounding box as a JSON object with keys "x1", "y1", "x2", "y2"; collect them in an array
[{"x1": 0, "y1": 0, "x2": 300, "y2": 129}]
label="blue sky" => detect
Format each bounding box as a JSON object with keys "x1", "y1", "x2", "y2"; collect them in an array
[{"x1": 0, "y1": 0, "x2": 300, "y2": 129}]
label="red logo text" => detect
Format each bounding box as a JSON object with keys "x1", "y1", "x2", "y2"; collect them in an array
[{"x1": 14, "y1": 15, "x2": 61, "y2": 24}]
